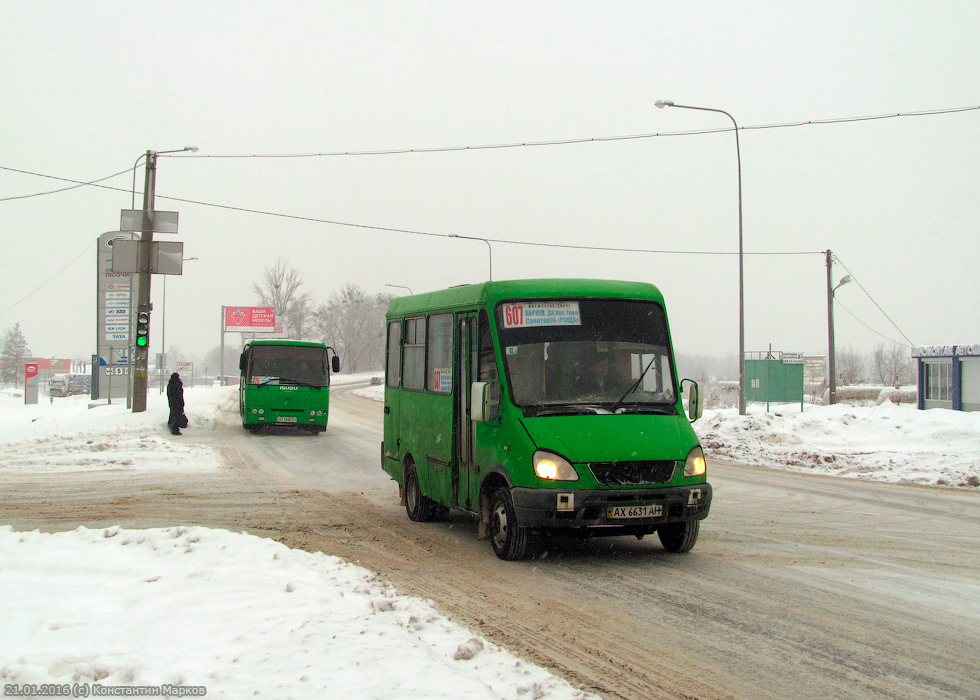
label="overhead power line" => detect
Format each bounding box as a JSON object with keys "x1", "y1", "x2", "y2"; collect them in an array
[{"x1": 179, "y1": 104, "x2": 980, "y2": 159}]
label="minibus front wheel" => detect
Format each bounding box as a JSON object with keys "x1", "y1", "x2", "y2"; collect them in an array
[
  {"x1": 489, "y1": 488, "x2": 534, "y2": 561},
  {"x1": 658, "y1": 520, "x2": 699, "y2": 553}
]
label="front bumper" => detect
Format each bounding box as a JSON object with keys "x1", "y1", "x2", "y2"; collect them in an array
[{"x1": 511, "y1": 483, "x2": 711, "y2": 534}]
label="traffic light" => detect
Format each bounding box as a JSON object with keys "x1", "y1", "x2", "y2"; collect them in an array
[{"x1": 136, "y1": 311, "x2": 150, "y2": 348}]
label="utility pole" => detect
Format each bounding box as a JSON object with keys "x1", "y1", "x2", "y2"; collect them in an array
[
  {"x1": 826, "y1": 249, "x2": 852, "y2": 406},
  {"x1": 132, "y1": 151, "x2": 156, "y2": 412}
]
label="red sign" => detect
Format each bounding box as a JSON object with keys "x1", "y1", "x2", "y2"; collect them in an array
[
  {"x1": 25, "y1": 363, "x2": 39, "y2": 380},
  {"x1": 224, "y1": 306, "x2": 276, "y2": 333}
]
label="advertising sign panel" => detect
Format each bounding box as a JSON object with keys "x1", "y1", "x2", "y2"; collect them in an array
[
  {"x1": 224, "y1": 306, "x2": 276, "y2": 333},
  {"x1": 24, "y1": 363, "x2": 39, "y2": 405}
]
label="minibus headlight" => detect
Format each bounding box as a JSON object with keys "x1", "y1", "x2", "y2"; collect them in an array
[
  {"x1": 533, "y1": 451, "x2": 578, "y2": 481},
  {"x1": 684, "y1": 446, "x2": 707, "y2": 477}
]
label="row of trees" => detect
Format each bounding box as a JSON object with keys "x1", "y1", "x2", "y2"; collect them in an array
[{"x1": 835, "y1": 343, "x2": 917, "y2": 388}]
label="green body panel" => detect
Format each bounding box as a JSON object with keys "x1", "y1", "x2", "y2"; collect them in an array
[
  {"x1": 240, "y1": 385, "x2": 331, "y2": 427},
  {"x1": 383, "y1": 279, "x2": 705, "y2": 514}
]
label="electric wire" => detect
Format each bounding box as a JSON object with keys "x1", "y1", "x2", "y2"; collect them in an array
[
  {"x1": 832, "y1": 254, "x2": 915, "y2": 347},
  {"x1": 0, "y1": 166, "x2": 136, "y2": 202},
  {"x1": 0, "y1": 241, "x2": 95, "y2": 317}
]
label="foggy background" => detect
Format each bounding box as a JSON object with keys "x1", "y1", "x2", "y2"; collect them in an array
[{"x1": 2, "y1": 1, "x2": 978, "y2": 374}]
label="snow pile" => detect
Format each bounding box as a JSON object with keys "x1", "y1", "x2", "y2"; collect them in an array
[
  {"x1": 700, "y1": 402, "x2": 980, "y2": 488},
  {"x1": 0, "y1": 386, "x2": 230, "y2": 473},
  {"x1": 0, "y1": 525, "x2": 597, "y2": 700}
]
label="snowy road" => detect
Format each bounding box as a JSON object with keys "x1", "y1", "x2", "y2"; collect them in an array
[{"x1": 3, "y1": 385, "x2": 979, "y2": 700}]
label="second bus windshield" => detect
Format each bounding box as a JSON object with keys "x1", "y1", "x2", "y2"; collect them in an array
[
  {"x1": 495, "y1": 299, "x2": 675, "y2": 408},
  {"x1": 248, "y1": 345, "x2": 329, "y2": 387}
]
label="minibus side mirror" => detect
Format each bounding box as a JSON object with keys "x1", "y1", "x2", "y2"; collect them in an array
[
  {"x1": 681, "y1": 379, "x2": 703, "y2": 422},
  {"x1": 331, "y1": 355, "x2": 341, "y2": 373},
  {"x1": 239, "y1": 353, "x2": 246, "y2": 372},
  {"x1": 471, "y1": 381, "x2": 500, "y2": 423}
]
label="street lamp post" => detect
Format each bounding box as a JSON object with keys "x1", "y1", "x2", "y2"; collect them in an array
[
  {"x1": 826, "y1": 250, "x2": 852, "y2": 405},
  {"x1": 384, "y1": 283, "x2": 414, "y2": 295},
  {"x1": 656, "y1": 100, "x2": 746, "y2": 414},
  {"x1": 449, "y1": 234, "x2": 493, "y2": 281},
  {"x1": 131, "y1": 146, "x2": 198, "y2": 413}
]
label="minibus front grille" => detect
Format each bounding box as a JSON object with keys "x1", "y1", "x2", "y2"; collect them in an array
[{"x1": 588, "y1": 460, "x2": 677, "y2": 486}]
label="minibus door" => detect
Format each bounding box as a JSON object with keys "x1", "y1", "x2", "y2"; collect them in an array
[{"x1": 455, "y1": 313, "x2": 478, "y2": 510}]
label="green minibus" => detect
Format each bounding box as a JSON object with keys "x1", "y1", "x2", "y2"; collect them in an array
[
  {"x1": 382, "y1": 279, "x2": 711, "y2": 560},
  {"x1": 239, "y1": 339, "x2": 341, "y2": 434}
]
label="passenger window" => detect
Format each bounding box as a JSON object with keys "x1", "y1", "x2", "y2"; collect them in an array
[
  {"x1": 478, "y1": 310, "x2": 498, "y2": 381},
  {"x1": 427, "y1": 313, "x2": 453, "y2": 394},
  {"x1": 386, "y1": 321, "x2": 401, "y2": 389},
  {"x1": 403, "y1": 317, "x2": 426, "y2": 391}
]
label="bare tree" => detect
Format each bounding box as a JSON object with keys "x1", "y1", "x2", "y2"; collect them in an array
[
  {"x1": 835, "y1": 346, "x2": 865, "y2": 386},
  {"x1": 313, "y1": 285, "x2": 393, "y2": 372},
  {"x1": 251, "y1": 258, "x2": 315, "y2": 339},
  {"x1": 872, "y1": 343, "x2": 915, "y2": 388}
]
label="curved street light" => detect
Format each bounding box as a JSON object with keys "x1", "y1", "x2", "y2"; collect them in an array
[
  {"x1": 384, "y1": 283, "x2": 414, "y2": 295},
  {"x1": 656, "y1": 100, "x2": 745, "y2": 414}
]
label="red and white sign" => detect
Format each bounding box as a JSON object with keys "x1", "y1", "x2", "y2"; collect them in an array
[
  {"x1": 25, "y1": 363, "x2": 39, "y2": 380},
  {"x1": 224, "y1": 306, "x2": 276, "y2": 333}
]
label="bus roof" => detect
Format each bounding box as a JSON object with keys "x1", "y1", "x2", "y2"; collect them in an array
[
  {"x1": 243, "y1": 338, "x2": 327, "y2": 348},
  {"x1": 386, "y1": 278, "x2": 666, "y2": 317}
]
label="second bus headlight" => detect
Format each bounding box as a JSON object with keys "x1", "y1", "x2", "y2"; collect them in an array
[{"x1": 533, "y1": 451, "x2": 578, "y2": 481}]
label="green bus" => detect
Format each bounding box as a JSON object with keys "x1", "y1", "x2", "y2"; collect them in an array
[
  {"x1": 239, "y1": 339, "x2": 341, "y2": 434},
  {"x1": 382, "y1": 279, "x2": 711, "y2": 560}
]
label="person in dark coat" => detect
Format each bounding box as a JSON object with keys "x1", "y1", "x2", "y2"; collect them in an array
[{"x1": 167, "y1": 372, "x2": 185, "y2": 435}]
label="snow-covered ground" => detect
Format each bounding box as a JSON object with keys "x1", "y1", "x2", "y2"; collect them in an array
[{"x1": 2, "y1": 379, "x2": 978, "y2": 699}]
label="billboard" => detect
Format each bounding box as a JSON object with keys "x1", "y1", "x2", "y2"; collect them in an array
[{"x1": 224, "y1": 306, "x2": 276, "y2": 333}]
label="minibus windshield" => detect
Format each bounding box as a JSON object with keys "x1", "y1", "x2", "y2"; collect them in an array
[
  {"x1": 495, "y1": 299, "x2": 676, "y2": 413},
  {"x1": 247, "y1": 345, "x2": 329, "y2": 387}
]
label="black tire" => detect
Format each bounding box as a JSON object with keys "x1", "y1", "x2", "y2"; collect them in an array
[
  {"x1": 488, "y1": 488, "x2": 533, "y2": 561},
  {"x1": 404, "y1": 462, "x2": 440, "y2": 522},
  {"x1": 244, "y1": 423, "x2": 261, "y2": 434},
  {"x1": 658, "y1": 520, "x2": 699, "y2": 553}
]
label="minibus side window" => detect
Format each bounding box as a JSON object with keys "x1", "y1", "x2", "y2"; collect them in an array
[
  {"x1": 403, "y1": 317, "x2": 426, "y2": 391},
  {"x1": 386, "y1": 320, "x2": 401, "y2": 389},
  {"x1": 426, "y1": 313, "x2": 453, "y2": 394},
  {"x1": 478, "y1": 310, "x2": 498, "y2": 381}
]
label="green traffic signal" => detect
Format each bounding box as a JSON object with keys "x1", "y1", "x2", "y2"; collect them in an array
[{"x1": 136, "y1": 311, "x2": 150, "y2": 348}]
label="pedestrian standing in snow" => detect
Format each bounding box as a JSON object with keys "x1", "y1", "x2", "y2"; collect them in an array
[{"x1": 167, "y1": 372, "x2": 186, "y2": 435}]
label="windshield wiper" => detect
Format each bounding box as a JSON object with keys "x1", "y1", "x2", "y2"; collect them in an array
[
  {"x1": 526, "y1": 404, "x2": 609, "y2": 417},
  {"x1": 259, "y1": 377, "x2": 324, "y2": 388},
  {"x1": 609, "y1": 355, "x2": 659, "y2": 413},
  {"x1": 613, "y1": 405, "x2": 676, "y2": 416}
]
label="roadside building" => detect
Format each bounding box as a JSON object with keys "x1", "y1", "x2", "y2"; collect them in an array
[{"x1": 912, "y1": 344, "x2": 980, "y2": 412}]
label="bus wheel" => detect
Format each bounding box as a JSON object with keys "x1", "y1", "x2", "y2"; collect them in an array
[
  {"x1": 244, "y1": 424, "x2": 261, "y2": 434},
  {"x1": 489, "y1": 488, "x2": 533, "y2": 561},
  {"x1": 658, "y1": 520, "x2": 699, "y2": 553},
  {"x1": 404, "y1": 462, "x2": 440, "y2": 522}
]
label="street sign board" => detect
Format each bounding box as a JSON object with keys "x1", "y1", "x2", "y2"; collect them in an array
[
  {"x1": 120, "y1": 209, "x2": 179, "y2": 234},
  {"x1": 111, "y1": 240, "x2": 184, "y2": 275},
  {"x1": 97, "y1": 232, "x2": 136, "y2": 400}
]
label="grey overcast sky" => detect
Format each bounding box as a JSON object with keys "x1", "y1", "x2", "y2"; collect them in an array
[{"x1": 2, "y1": 1, "x2": 978, "y2": 367}]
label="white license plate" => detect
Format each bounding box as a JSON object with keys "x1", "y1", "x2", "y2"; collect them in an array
[
  {"x1": 276, "y1": 416, "x2": 298, "y2": 423},
  {"x1": 607, "y1": 504, "x2": 663, "y2": 519}
]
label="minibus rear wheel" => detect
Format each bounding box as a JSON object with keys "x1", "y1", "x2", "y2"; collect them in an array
[
  {"x1": 489, "y1": 488, "x2": 534, "y2": 561},
  {"x1": 658, "y1": 520, "x2": 699, "y2": 553},
  {"x1": 404, "y1": 461, "x2": 444, "y2": 522}
]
